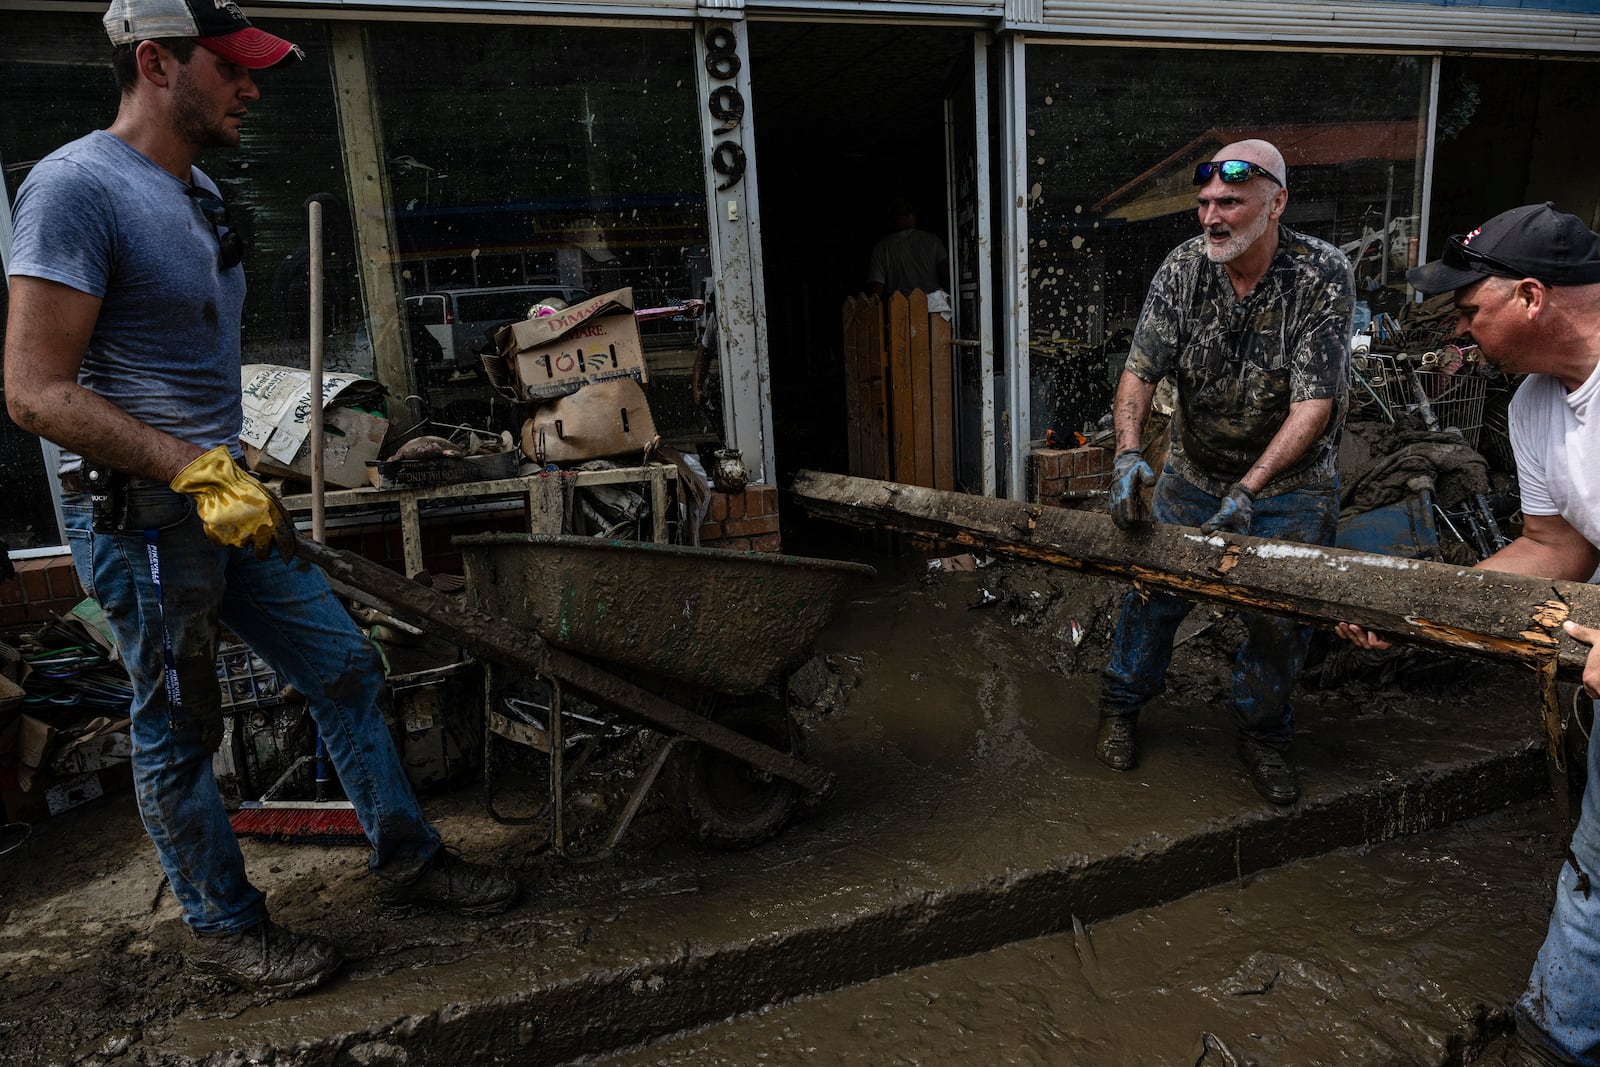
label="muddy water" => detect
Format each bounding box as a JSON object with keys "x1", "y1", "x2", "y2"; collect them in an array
[
  {"x1": 581, "y1": 551, "x2": 1564, "y2": 1066},
  {"x1": 592, "y1": 803, "x2": 1561, "y2": 1065}
]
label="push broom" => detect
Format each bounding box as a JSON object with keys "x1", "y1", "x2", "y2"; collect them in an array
[{"x1": 231, "y1": 196, "x2": 366, "y2": 845}]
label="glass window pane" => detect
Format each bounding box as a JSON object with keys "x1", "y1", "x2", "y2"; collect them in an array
[
  {"x1": 364, "y1": 23, "x2": 718, "y2": 444},
  {"x1": 1025, "y1": 46, "x2": 1430, "y2": 440},
  {"x1": 1, "y1": 11, "x2": 114, "y2": 550}
]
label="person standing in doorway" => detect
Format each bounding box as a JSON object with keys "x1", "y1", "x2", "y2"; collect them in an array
[
  {"x1": 5, "y1": 0, "x2": 517, "y2": 999},
  {"x1": 1337, "y1": 203, "x2": 1600, "y2": 1067},
  {"x1": 866, "y1": 195, "x2": 950, "y2": 299},
  {"x1": 1099, "y1": 139, "x2": 1354, "y2": 805}
]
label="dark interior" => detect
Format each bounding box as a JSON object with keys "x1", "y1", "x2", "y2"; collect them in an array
[{"x1": 748, "y1": 24, "x2": 973, "y2": 487}]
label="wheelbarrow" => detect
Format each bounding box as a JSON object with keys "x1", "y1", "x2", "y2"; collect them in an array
[{"x1": 295, "y1": 533, "x2": 873, "y2": 856}]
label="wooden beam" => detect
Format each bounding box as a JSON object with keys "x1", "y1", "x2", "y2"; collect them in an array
[{"x1": 790, "y1": 470, "x2": 1596, "y2": 683}]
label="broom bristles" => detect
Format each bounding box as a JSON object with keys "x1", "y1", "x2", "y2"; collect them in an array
[{"x1": 230, "y1": 803, "x2": 368, "y2": 845}]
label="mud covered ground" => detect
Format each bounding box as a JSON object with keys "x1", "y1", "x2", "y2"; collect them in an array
[{"x1": 0, "y1": 547, "x2": 1573, "y2": 1066}]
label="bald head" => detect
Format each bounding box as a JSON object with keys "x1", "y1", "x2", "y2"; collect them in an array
[{"x1": 1215, "y1": 139, "x2": 1287, "y2": 191}]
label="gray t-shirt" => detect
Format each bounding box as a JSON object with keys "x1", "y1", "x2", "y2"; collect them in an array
[
  {"x1": 8, "y1": 130, "x2": 247, "y2": 470},
  {"x1": 867, "y1": 228, "x2": 948, "y2": 297}
]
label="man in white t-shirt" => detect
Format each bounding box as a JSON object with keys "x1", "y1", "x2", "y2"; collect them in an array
[
  {"x1": 1337, "y1": 203, "x2": 1600, "y2": 1066},
  {"x1": 866, "y1": 196, "x2": 949, "y2": 298}
]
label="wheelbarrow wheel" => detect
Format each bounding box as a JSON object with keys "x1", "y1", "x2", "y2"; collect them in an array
[{"x1": 667, "y1": 702, "x2": 804, "y2": 851}]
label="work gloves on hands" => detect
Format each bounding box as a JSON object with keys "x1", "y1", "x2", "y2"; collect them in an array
[
  {"x1": 1108, "y1": 449, "x2": 1157, "y2": 531},
  {"x1": 170, "y1": 446, "x2": 297, "y2": 562},
  {"x1": 1200, "y1": 482, "x2": 1255, "y2": 536}
]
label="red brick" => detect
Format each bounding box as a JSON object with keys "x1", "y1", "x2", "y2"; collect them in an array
[
  {"x1": 1069, "y1": 472, "x2": 1112, "y2": 492},
  {"x1": 749, "y1": 532, "x2": 782, "y2": 553},
  {"x1": 720, "y1": 516, "x2": 776, "y2": 539},
  {"x1": 706, "y1": 493, "x2": 729, "y2": 522},
  {"x1": 712, "y1": 536, "x2": 751, "y2": 552},
  {"x1": 698, "y1": 520, "x2": 724, "y2": 542},
  {"x1": 1082, "y1": 447, "x2": 1111, "y2": 474},
  {"x1": 18, "y1": 567, "x2": 50, "y2": 606},
  {"x1": 748, "y1": 486, "x2": 778, "y2": 517},
  {"x1": 0, "y1": 604, "x2": 27, "y2": 630},
  {"x1": 723, "y1": 490, "x2": 746, "y2": 520},
  {"x1": 44, "y1": 560, "x2": 82, "y2": 602}
]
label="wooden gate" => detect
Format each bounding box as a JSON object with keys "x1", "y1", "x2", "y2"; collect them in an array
[{"x1": 841, "y1": 290, "x2": 954, "y2": 490}]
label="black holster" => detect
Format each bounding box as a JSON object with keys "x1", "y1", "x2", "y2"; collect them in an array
[{"x1": 84, "y1": 460, "x2": 129, "y2": 533}]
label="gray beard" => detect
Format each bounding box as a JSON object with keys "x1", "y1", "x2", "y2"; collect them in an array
[{"x1": 1205, "y1": 207, "x2": 1272, "y2": 264}]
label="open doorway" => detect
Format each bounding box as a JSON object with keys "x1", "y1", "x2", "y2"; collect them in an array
[{"x1": 747, "y1": 23, "x2": 975, "y2": 493}]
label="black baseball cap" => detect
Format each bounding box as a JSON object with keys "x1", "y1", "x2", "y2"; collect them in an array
[
  {"x1": 1408, "y1": 203, "x2": 1600, "y2": 295},
  {"x1": 103, "y1": 0, "x2": 302, "y2": 69}
]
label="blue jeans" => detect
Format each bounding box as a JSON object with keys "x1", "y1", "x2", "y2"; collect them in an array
[
  {"x1": 1518, "y1": 696, "x2": 1600, "y2": 1065},
  {"x1": 66, "y1": 486, "x2": 440, "y2": 935},
  {"x1": 1099, "y1": 466, "x2": 1339, "y2": 747}
]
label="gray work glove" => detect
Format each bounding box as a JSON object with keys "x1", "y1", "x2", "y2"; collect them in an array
[
  {"x1": 1108, "y1": 449, "x2": 1157, "y2": 531},
  {"x1": 1200, "y1": 482, "x2": 1255, "y2": 536}
]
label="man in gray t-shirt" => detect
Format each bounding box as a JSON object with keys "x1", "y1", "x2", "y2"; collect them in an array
[
  {"x1": 867, "y1": 196, "x2": 950, "y2": 298},
  {"x1": 5, "y1": 0, "x2": 515, "y2": 999}
]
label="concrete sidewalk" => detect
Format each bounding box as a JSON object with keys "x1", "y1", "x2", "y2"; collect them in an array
[{"x1": 0, "y1": 560, "x2": 1565, "y2": 1066}]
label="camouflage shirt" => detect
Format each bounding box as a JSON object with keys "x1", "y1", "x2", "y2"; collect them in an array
[{"x1": 1125, "y1": 224, "x2": 1354, "y2": 497}]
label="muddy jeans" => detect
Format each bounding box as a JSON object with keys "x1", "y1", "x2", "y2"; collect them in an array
[
  {"x1": 65, "y1": 487, "x2": 440, "y2": 935},
  {"x1": 1099, "y1": 465, "x2": 1339, "y2": 747},
  {"x1": 1518, "y1": 695, "x2": 1600, "y2": 1066}
]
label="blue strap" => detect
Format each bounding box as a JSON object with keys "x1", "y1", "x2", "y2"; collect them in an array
[{"x1": 145, "y1": 529, "x2": 183, "y2": 710}]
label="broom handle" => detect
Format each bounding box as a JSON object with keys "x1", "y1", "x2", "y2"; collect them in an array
[{"x1": 308, "y1": 198, "x2": 326, "y2": 544}]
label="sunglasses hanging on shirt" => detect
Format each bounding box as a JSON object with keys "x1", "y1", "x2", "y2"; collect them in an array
[
  {"x1": 1440, "y1": 234, "x2": 1532, "y2": 280},
  {"x1": 185, "y1": 185, "x2": 244, "y2": 271},
  {"x1": 1192, "y1": 160, "x2": 1283, "y2": 188}
]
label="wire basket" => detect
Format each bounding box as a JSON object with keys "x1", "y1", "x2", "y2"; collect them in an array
[
  {"x1": 1351, "y1": 352, "x2": 1488, "y2": 448},
  {"x1": 216, "y1": 643, "x2": 282, "y2": 711}
]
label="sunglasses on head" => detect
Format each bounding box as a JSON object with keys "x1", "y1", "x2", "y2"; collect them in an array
[
  {"x1": 1441, "y1": 234, "x2": 1531, "y2": 281},
  {"x1": 185, "y1": 185, "x2": 244, "y2": 271},
  {"x1": 1192, "y1": 160, "x2": 1283, "y2": 188}
]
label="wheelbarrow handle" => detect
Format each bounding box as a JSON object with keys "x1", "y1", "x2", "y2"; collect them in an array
[{"x1": 295, "y1": 535, "x2": 834, "y2": 796}]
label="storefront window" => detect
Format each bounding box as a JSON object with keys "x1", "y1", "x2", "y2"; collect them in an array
[
  {"x1": 1025, "y1": 46, "x2": 1431, "y2": 440},
  {"x1": 363, "y1": 23, "x2": 717, "y2": 444},
  {"x1": 0, "y1": 13, "x2": 347, "y2": 550}
]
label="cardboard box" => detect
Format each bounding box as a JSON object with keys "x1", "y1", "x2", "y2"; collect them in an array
[
  {"x1": 520, "y1": 378, "x2": 659, "y2": 464},
  {"x1": 487, "y1": 288, "x2": 648, "y2": 403},
  {"x1": 238, "y1": 365, "x2": 389, "y2": 489},
  {"x1": 1, "y1": 763, "x2": 133, "y2": 824}
]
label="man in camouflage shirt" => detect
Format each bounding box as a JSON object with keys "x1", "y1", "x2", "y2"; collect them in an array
[{"x1": 1098, "y1": 139, "x2": 1354, "y2": 805}]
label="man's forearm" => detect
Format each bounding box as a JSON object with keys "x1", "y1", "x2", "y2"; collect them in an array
[
  {"x1": 1240, "y1": 399, "x2": 1332, "y2": 494},
  {"x1": 9, "y1": 379, "x2": 201, "y2": 482},
  {"x1": 1113, "y1": 370, "x2": 1157, "y2": 454}
]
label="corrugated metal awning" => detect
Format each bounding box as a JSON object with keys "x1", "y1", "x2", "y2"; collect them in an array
[{"x1": 1019, "y1": 0, "x2": 1600, "y2": 54}]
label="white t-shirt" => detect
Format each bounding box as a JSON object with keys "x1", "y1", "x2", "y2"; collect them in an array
[{"x1": 1509, "y1": 360, "x2": 1600, "y2": 553}]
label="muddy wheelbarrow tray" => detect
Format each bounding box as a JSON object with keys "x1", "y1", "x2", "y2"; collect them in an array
[{"x1": 295, "y1": 533, "x2": 871, "y2": 841}]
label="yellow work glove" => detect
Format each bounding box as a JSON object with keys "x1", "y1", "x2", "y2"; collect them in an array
[{"x1": 170, "y1": 446, "x2": 297, "y2": 561}]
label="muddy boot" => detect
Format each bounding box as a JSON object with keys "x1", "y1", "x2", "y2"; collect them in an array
[
  {"x1": 1095, "y1": 714, "x2": 1139, "y2": 772},
  {"x1": 1238, "y1": 737, "x2": 1299, "y2": 805},
  {"x1": 385, "y1": 848, "x2": 519, "y2": 916},
  {"x1": 186, "y1": 919, "x2": 343, "y2": 997}
]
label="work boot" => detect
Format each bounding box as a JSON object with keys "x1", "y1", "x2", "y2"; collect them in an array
[
  {"x1": 1095, "y1": 715, "x2": 1138, "y2": 772},
  {"x1": 186, "y1": 919, "x2": 343, "y2": 997},
  {"x1": 1238, "y1": 737, "x2": 1300, "y2": 805},
  {"x1": 386, "y1": 848, "x2": 519, "y2": 916}
]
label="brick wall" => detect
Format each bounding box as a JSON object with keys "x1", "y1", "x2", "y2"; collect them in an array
[
  {"x1": 1029, "y1": 445, "x2": 1113, "y2": 506},
  {"x1": 0, "y1": 556, "x2": 84, "y2": 631},
  {"x1": 698, "y1": 484, "x2": 781, "y2": 552}
]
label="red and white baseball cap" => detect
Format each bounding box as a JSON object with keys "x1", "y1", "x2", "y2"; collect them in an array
[{"x1": 103, "y1": 0, "x2": 302, "y2": 69}]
